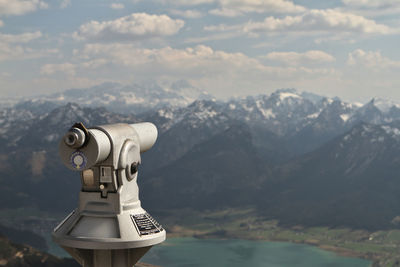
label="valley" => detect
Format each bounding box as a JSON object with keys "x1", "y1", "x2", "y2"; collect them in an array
[{"x1": 158, "y1": 208, "x2": 400, "y2": 266}]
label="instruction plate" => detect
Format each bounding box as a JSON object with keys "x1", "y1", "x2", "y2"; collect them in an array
[{"x1": 131, "y1": 213, "x2": 163, "y2": 236}]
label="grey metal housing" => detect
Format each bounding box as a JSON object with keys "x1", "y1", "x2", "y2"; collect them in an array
[{"x1": 53, "y1": 122, "x2": 166, "y2": 267}]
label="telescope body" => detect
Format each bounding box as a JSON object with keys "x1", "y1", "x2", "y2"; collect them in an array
[{"x1": 53, "y1": 122, "x2": 165, "y2": 267}]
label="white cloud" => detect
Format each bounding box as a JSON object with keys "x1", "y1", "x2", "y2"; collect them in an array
[
  {"x1": 210, "y1": 0, "x2": 306, "y2": 16},
  {"x1": 340, "y1": 49, "x2": 400, "y2": 101},
  {"x1": 204, "y1": 9, "x2": 394, "y2": 41},
  {"x1": 314, "y1": 34, "x2": 356, "y2": 44},
  {"x1": 158, "y1": 0, "x2": 214, "y2": 5},
  {"x1": 204, "y1": 23, "x2": 239, "y2": 32},
  {"x1": 341, "y1": 0, "x2": 400, "y2": 17},
  {"x1": 79, "y1": 43, "x2": 266, "y2": 71},
  {"x1": 0, "y1": 43, "x2": 24, "y2": 61},
  {"x1": 76, "y1": 44, "x2": 334, "y2": 79},
  {"x1": 0, "y1": 0, "x2": 48, "y2": 16},
  {"x1": 72, "y1": 43, "x2": 338, "y2": 98},
  {"x1": 209, "y1": 8, "x2": 241, "y2": 17},
  {"x1": 347, "y1": 49, "x2": 400, "y2": 68},
  {"x1": 1, "y1": 71, "x2": 11, "y2": 77},
  {"x1": 40, "y1": 63, "x2": 76, "y2": 76},
  {"x1": 81, "y1": 58, "x2": 108, "y2": 69},
  {"x1": 150, "y1": 0, "x2": 305, "y2": 15},
  {"x1": 342, "y1": 0, "x2": 399, "y2": 8},
  {"x1": 0, "y1": 31, "x2": 42, "y2": 43},
  {"x1": 0, "y1": 42, "x2": 57, "y2": 62},
  {"x1": 74, "y1": 13, "x2": 184, "y2": 41},
  {"x1": 0, "y1": 47, "x2": 54, "y2": 62},
  {"x1": 169, "y1": 9, "x2": 204, "y2": 18},
  {"x1": 0, "y1": 20, "x2": 3, "y2": 26},
  {"x1": 60, "y1": 0, "x2": 70, "y2": 8},
  {"x1": 111, "y1": 3, "x2": 124, "y2": 9},
  {"x1": 241, "y1": 9, "x2": 393, "y2": 35},
  {"x1": 265, "y1": 50, "x2": 336, "y2": 65},
  {"x1": 0, "y1": 32, "x2": 45, "y2": 61},
  {"x1": 185, "y1": 32, "x2": 241, "y2": 43}
]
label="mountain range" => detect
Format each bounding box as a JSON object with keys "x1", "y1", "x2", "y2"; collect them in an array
[
  {"x1": 1, "y1": 82, "x2": 400, "y2": 231},
  {"x1": 0, "y1": 81, "x2": 211, "y2": 114}
]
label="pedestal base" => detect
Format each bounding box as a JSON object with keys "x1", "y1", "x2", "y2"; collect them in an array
[{"x1": 62, "y1": 246, "x2": 152, "y2": 267}]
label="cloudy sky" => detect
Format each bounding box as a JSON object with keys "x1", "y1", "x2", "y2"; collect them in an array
[{"x1": 0, "y1": 0, "x2": 399, "y2": 102}]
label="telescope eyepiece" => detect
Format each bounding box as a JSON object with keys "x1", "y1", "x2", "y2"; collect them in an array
[
  {"x1": 130, "y1": 162, "x2": 138, "y2": 175},
  {"x1": 65, "y1": 133, "x2": 77, "y2": 146},
  {"x1": 64, "y1": 127, "x2": 86, "y2": 148}
]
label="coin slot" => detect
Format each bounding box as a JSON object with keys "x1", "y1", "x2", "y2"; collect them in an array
[{"x1": 100, "y1": 166, "x2": 112, "y2": 183}]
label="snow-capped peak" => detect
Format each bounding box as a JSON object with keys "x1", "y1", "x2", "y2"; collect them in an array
[
  {"x1": 273, "y1": 88, "x2": 302, "y2": 100},
  {"x1": 372, "y1": 97, "x2": 400, "y2": 113},
  {"x1": 23, "y1": 80, "x2": 214, "y2": 115},
  {"x1": 279, "y1": 92, "x2": 301, "y2": 101}
]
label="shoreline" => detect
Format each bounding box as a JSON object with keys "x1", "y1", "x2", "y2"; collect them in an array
[
  {"x1": 160, "y1": 208, "x2": 400, "y2": 267},
  {"x1": 167, "y1": 229, "x2": 370, "y2": 261}
]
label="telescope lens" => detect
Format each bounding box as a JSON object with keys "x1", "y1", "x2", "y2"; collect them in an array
[
  {"x1": 130, "y1": 163, "x2": 138, "y2": 175},
  {"x1": 65, "y1": 133, "x2": 77, "y2": 146},
  {"x1": 63, "y1": 128, "x2": 86, "y2": 148}
]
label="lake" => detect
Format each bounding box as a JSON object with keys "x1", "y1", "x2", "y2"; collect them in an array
[
  {"x1": 48, "y1": 236, "x2": 371, "y2": 266},
  {"x1": 141, "y1": 238, "x2": 371, "y2": 267}
]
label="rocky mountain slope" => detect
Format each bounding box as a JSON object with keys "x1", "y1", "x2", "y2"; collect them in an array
[
  {"x1": 2, "y1": 86, "x2": 400, "y2": 231},
  {"x1": 260, "y1": 121, "x2": 400, "y2": 229},
  {"x1": 0, "y1": 234, "x2": 79, "y2": 267}
]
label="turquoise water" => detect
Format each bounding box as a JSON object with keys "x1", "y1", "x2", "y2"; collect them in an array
[{"x1": 141, "y1": 238, "x2": 371, "y2": 267}]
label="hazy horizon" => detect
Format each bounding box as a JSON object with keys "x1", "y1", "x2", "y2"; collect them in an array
[{"x1": 0, "y1": 80, "x2": 394, "y2": 106}]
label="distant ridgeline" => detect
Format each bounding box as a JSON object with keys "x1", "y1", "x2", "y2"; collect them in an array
[
  {"x1": 0, "y1": 224, "x2": 48, "y2": 251},
  {"x1": 3, "y1": 84, "x2": 400, "y2": 230},
  {"x1": 0, "y1": 224, "x2": 79, "y2": 267}
]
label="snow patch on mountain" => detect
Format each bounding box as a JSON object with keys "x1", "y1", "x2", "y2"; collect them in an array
[
  {"x1": 195, "y1": 108, "x2": 217, "y2": 121},
  {"x1": 279, "y1": 92, "x2": 301, "y2": 101},
  {"x1": 307, "y1": 112, "x2": 320, "y2": 119},
  {"x1": 373, "y1": 98, "x2": 400, "y2": 113},
  {"x1": 121, "y1": 92, "x2": 146, "y2": 104},
  {"x1": 260, "y1": 108, "x2": 275, "y2": 119},
  {"x1": 340, "y1": 114, "x2": 350, "y2": 122},
  {"x1": 370, "y1": 136, "x2": 385, "y2": 143},
  {"x1": 381, "y1": 125, "x2": 400, "y2": 137},
  {"x1": 158, "y1": 108, "x2": 174, "y2": 120},
  {"x1": 256, "y1": 100, "x2": 275, "y2": 119}
]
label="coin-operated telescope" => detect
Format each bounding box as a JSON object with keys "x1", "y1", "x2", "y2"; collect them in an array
[{"x1": 53, "y1": 122, "x2": 165, "y2": 267}]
